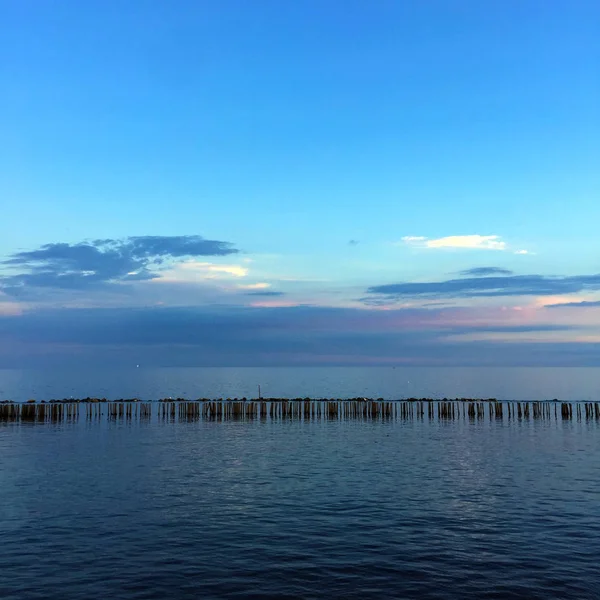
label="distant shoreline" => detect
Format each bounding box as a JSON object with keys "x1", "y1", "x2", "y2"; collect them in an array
[{"x1": 0, "y1": 396, "x2": 573, "y2": 404}]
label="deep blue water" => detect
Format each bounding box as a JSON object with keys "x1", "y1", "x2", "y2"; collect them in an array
[
  {"x1": 1, "y1": 368, "x2": 600, "y2": 598},
  {"x1": 1, "y1": 409, "x2": 600, "y2": 599},
  {"x1": 1, "y1": 366, "x2": 600, "y2": 401}
]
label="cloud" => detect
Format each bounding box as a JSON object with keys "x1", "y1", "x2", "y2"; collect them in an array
[
  {"x1": 0, "y1": 235, "x2": 239, "y2": 294},
  {"x1": 117, "y1": 235, "x2": 237, "y2": 258},
  {"x1": 238, "y1": 283, "x2": 271, "y2": 290},
  {"x1": 158, "y1": 261, "x2": 248, "y2": 281},
  {"x1": 199, "y1": 264, "x2": 247, "y2": 277},
  {"x1": 459, "y1": 267, "x2": 514, "y2": 277},
  {"x1": 545, "y1": 300, "x2": 600, "y2": 309},
  {"x1": 1, "y1": 305, "x2": 594, "y2": 368},
  {"x1": 0, "y1": 305, "x2": 573, "y2": 346},
  {"x1": 514, "y1": 250, "x2": 530, "y2": 255},
  {"x1": 244, "y1": 291, "x2": 285, "y2": 297},
  {"x1": 366, "y1": 273, "x2": 600, "y2": 300},
  {"x1": 402, "y1": 235, "x2": 507, "y2": 251}
]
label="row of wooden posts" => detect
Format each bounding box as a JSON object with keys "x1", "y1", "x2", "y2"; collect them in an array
[{"x1": 1, "y1": 400, "x2": 599, "y2": 423}]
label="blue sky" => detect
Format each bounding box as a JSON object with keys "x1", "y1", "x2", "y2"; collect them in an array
[{"x1": 1, "y1": 1, "x2": 599, "y2": 366}]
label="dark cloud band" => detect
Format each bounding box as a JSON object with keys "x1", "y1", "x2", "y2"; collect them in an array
[
  {"x1": 367, "y1": 273, "x2": 600, "y2": 300},
  {"x1": 459, "y1": 267, "x2": 513, "y2": 277},
  {"x1": 0, "y1": 305, "x2": 593, "y2": 368},
  {"x1": 545, "y1": 300, "x2": 600, "y2": 309}
]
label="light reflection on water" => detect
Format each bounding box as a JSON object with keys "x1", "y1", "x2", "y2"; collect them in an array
[{"x1": 0, "y1": 417, "x2": 599, "y2": 599}]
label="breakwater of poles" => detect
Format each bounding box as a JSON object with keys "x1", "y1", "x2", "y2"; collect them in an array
[{"x1": 1, "y1": 398, "x2": 599, "y2": 424}]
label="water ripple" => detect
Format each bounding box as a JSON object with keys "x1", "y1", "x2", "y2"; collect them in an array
[{"x1": 1, "y1": 419, "x2": 599, "y2": 599}]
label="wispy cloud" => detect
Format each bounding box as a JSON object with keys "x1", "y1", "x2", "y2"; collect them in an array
[
  {"x1": 244, "y1": 290, "x2": 285, "y2": 297},
  {"x1": 459, "y1": 267, "x2": 514, "y2": 277},
  {"x1": 198, "y1": 264, "x2": 247, "y2": 278},
  {"x1": 545, "y1": 300, "x2": 600, "y2": 309},
  {"x1": 238, "y1": 283, "x2": 271, "y2": 290},
  {"x1": 366, "y1": 273, "x2": 600, "y2": 301},
  {"x1": 401, "y1": 236, "x2": 427, "y2": 244},
  {"x1": 158, "y1": 261, "x2": 248, "y2": 281},
  {"x1": 402, "y1": 235, "x2": 507, "y2": 251}
]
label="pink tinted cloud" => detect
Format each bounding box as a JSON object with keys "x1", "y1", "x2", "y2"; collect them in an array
[{"x1": 268, "y1": 305, "x2": 539, "y2": 334}]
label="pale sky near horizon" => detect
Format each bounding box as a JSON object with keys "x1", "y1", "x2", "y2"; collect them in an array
[{"x1": 1, "y1": 1, "x2": 599, "y2": 366}]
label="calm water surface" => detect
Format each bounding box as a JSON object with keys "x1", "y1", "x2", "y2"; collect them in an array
[
  {"x1": 1, "y1": 366, "x2": 600, "y2": 401},
  {"x1": 1, "y1": 415, "x2": 599, "y2": 599}
]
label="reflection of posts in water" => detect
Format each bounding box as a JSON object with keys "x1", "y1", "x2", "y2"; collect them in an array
[{"x1": 1, "y1": 399, "x2": 599, "y2": 424}]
